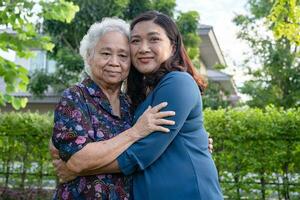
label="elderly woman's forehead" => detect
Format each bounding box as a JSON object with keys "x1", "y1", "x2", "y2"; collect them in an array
[
  {"x1": 100, "y1": 30, "x2": 129, "y2": 39},
  {"x1": 99, "y1": 31, "x2": 129, "y2": 42},
  {"x1": 94, "y1": 31, "x2": 130, "y2": 51}
]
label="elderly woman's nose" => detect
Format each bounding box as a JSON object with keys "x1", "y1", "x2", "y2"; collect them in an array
[{"x1": 108, "y1": 55, "x2": 120, "y2": 66}]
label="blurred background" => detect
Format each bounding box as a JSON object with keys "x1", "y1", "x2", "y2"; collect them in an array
[{"x1": 0, "y1": 0, "x2": 299, "y2": 199}]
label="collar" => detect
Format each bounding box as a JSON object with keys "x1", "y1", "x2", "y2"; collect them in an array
[{"x1": 78, "y1": 77, "x2": 131, "y2": 119}]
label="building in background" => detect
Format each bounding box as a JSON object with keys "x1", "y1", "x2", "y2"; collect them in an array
[{"x1": 198, "y1": 24, "x2": 240, "y2": 105}]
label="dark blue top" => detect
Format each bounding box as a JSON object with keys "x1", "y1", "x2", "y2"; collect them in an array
[
  {"x1": 117, "y1": 72, "x2": 223, "y2": 200},
  {"x1": 52, "y1": 77, "x2": 132, "y2": 200}
]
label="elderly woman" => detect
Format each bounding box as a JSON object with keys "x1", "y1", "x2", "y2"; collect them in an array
[{"x1": 51, "y1": 18, "x2": 176, "y2": 199}]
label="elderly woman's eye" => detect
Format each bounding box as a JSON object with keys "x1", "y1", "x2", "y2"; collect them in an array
[
  {"x1": 101, "y1": 52, "x2": 110, "y2": 56},
  {"x1": 119, "y1": 54, "x2": 128, "y2": 58}
]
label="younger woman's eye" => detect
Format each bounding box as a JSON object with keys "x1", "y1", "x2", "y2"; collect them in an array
[
  {"x1": 150, "y1": 37, "x2": 160, "y2": 42},
  {"x1": 130, "y1": 39, "x2": 140, "y2": 44}
]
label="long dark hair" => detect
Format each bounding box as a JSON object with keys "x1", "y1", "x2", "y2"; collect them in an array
[{"x1": 127, "y1": 11, "x2": 207, "y2": 112}]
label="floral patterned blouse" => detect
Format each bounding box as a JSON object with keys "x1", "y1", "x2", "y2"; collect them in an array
[{"x1": 52, "y1": 77, "x2": 132, "y2": 200}]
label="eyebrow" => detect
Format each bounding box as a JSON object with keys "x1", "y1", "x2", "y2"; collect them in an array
[
  {"x1": 99, "y1": 47, "x2": 128, "y2": 53},
  {"x1": 148, "y1": 32, "x2": 160, "y2": 36},
  {"x1": 99, "y1": 47, "x2": 111, "y2": 51},
  {"x1": 131, "y1": 31, "x2": 161, "y2": 38}
]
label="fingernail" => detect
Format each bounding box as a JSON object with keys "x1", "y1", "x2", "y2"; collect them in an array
[{"x1": 163, "y1": 102, "x2": 168, "y2": 106}]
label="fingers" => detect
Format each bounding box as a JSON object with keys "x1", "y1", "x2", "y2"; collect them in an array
[
  {"x1": 208, "y1": 144, "x2": 213, "y2": 153},
  {"x1": 154, "y1": 111, "x2": 176, "y2": 118},
  {"x1": 146, "y1": 105, "x2": 152, "y2": 111},
  {"x1": 52, "y1": 159, "x2": 61, "y2": 169},
  {"x1": 150, "y1": 102, "x2": 168, "y2": 113},
  {"x1": 155, "y1": 119, "x2": 175, "y2": 126},
  {"x1": 59, "y1": 175, "x2": 77, "y2": 183},
  {"x1": 154, "y1": 125, "x2": 170, "y2": 133},
  {"x1": 49, "y1": 141, "x2": 60, "y2": 159},
  {"x1": 51, "y1": 150, "x2": 60, "y2": 160},
  {"x1": 208, "y1": 137, "x2": 213, "y2": 153}
]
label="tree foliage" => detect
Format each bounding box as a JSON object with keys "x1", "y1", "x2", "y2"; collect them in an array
[
  {"x1": 176, "y1": 11, "x2": 201, "y2": 65},
  {"x1": 235, "y1": 0, "x2": 300, "y2": 108},
  {"x1": 28, "y1": 0, "x2": 192, "y2": 95},
  {"x1": 267, "y1": 0, "x2": 300, "y2": 45},
  {"x1": 0, "y1": 0, "x2": 79, "y2": 109}
]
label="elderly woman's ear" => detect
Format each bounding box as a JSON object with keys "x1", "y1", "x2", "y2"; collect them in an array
[{"x1": 86, "y1": 51, "x2": 93, "y2": 67}]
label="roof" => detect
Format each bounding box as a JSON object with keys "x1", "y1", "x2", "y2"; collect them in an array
[
  {"x1": 205, "y1": 69, "x2": 238, "y2": 95},
  {"x1": 198, "y1": 24, "x2": 226, "y2": 68},
  {"x1": 206, "y1": 69, "x2": 231, "y2": 81}
]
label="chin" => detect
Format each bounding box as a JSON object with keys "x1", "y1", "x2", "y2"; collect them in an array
[{"x1": 136, "y1": 67, "x2": 155, "y2": 74}]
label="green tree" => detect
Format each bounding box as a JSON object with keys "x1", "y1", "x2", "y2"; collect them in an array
[
  {"x1": 33, "y1": 0, "x2": 130, "y2": 95},
  {"x1": 124, "y1": 0, "x2": 176, "y2": 20},
  {"x1": 28, "y1": 1, "x2": 229, "y2": 109},
  {"x1": 29, "y1": 0, "x2": 178, "y2": 95},
  {"x1": 0, "y1": 0, "x2": 79, "y2": 109},
  {"x1": 235, "y1": 0, "x2": 300, "y2": 108},
  {"x1": 176, "y1": 11, "x2": 201, "y2": 66},
  {"x1": 267, "y1": 0, "x2": 300, "y2": 45}
]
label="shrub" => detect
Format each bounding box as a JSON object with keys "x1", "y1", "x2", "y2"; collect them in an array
[{"x1": 0, "y1": 106, "x2": 299, "y2": 199}]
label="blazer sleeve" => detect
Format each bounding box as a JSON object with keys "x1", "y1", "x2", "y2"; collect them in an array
[{"x1": 117, "y1": 72, "x2": 200, "y2": 175}]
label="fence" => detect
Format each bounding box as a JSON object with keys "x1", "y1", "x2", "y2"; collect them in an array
[{"x1": 0, "y1": 107, "x2": 299, "y2": 199}]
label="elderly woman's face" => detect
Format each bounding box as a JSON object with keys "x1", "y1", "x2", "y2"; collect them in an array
[
  {"x1": 129, "y1": 20, "x2": 173, "y2": 74},
  {"x1": 88, "y1": 31, "x2": 130, "y2": 86}
]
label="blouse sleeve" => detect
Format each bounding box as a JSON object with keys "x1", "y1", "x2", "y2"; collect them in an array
[
  {"x1": 52, "y1": 87, "x2": 93, "y2": 162},
  {"x1": 117, "y1": 72, "x2": 201, "y2": 175}
]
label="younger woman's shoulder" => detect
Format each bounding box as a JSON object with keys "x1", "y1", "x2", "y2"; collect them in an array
[{"x1": 161, "y1": 71, "x2": 196, "y2": 85}]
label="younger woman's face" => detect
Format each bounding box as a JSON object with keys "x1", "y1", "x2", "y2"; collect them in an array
[{"x1": 129, "y1": 20, "x2": 173, "y2": 74}]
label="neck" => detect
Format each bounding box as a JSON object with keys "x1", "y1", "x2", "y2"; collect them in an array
[{"x1": 91, "y1": 76, "x2": 122, "y2": 117}]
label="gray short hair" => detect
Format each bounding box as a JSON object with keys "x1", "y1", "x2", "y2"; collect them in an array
[{"x1": 79, "y1": 17, "x2": 130, "y2": 76}]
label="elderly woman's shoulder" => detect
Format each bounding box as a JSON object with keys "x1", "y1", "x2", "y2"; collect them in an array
[{"x1": 60, "y1": 83, "x2": 86, "y2": 101}]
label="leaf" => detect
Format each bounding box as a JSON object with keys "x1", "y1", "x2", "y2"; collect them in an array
[
  {"x1": 11, "y1": 98, "x2": 22, "y2": 110},
  {"x1": 41, "y1": 0, "x2": 79, "y2": 23},
  {"x1": 0, "y1": 0, "x2": 78, "y2": 109}
]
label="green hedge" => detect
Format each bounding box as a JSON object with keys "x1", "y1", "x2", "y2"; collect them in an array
[
  {"x1": 0, "y1": 106, "x2": 299, "y2": 199},
  {"x1": 204, "y1": 106, "x2": 300, "y2": 199},
  {"x1": 0, "y1": 112, "x2": 55, "y2": 196}
]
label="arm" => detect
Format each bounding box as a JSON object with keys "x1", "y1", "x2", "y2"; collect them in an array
[
  {"x1": 51, "y1": 135, "x2": 213, "y2": 182},
  {"x1": 52, "y1": 158, "x2": 120, "y2": 183},
  {"x1": 52, "y1": 88, "x2": 175, "y2": 173},
  {"x1": 66, "y1": 103, "x2": 175, "y2": 173},
  {"x1": 66, "y1": 126, "x2": 142, "y2": 173},
  {"x1": 117, "y1": 72, "x2": 200, "y2": 175}
]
